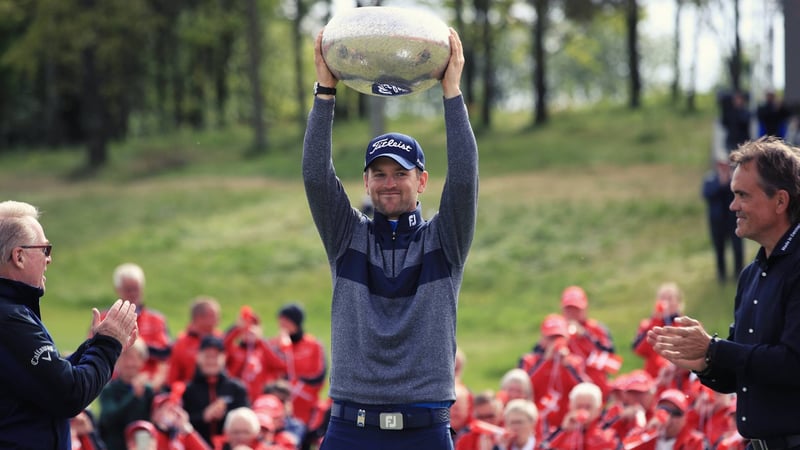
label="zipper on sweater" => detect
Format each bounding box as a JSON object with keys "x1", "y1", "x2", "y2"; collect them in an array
[{"x1": 391, "y1": 230, "x2": 397, "y2": 276}]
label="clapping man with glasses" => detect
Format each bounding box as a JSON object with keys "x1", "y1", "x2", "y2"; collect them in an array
[{"x1": 0, "y1": 200, "x2": 139, "y2": 449}]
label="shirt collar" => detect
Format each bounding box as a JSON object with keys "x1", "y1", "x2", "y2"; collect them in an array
[
  {"x1": 373, "y1": 204, "x2": 424, "y2": 233},
  {"x1": 757, "y1": 222, "x2": 800, "y2": 264},
  {"x1": 0, "y1": 276, "x2": 44, "y2": 318}
]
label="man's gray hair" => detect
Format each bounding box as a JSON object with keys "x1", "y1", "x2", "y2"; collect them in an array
[
  {"x1": 0, "y1": 201, "x2": 41, "y2": 263},
  {"x1": 112, "y1": 262, "x2": 145, "y2": 289},
  {"x1": 223, "y1": 406, "x2": 260, "y2": 434}
]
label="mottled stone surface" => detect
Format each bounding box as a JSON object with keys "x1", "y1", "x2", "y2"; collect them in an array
[{"x1": 322, "y1": 6, "x2": 451, "y2": 97}]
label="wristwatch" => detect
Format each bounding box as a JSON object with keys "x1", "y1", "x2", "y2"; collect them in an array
[{"x1": 314, "y1": 82, "x2": 336, "y2": 97}]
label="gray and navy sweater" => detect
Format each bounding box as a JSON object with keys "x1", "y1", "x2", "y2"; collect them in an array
[{"x1": 302, "y1": 95, "x2": 478, "y2": 405}]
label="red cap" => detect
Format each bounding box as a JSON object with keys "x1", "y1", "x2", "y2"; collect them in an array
[
  {"x1": 658, "y1": 389, "x2": 689, "y2": 413},
  {"x1": 561, "y1": 286, "x2": 588, "y2": 309},
  {"x1": 623, "y1": 369, "x2": 655, "y2": 392},
  {"x1": 125, "y1": 420, "x2": 157, "y2": 442},
  {"x1": 610, "y1": 373, "x2": 629, "y2": 392},
  {"x1": 253, "y1": 394, "x2": 284, "y2": 417},
  {"x1": 541, "y1": 314, "x2": 569, "y2": 337}
]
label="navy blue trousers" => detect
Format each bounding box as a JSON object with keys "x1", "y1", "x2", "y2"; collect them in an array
[{"x1": 319, "y1": 416, "x2": 454, "y2": 450}]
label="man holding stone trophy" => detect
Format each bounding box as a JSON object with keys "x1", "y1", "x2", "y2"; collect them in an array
[{"x1": 302, "y1": 8, "x2": 478, "y2": 449}]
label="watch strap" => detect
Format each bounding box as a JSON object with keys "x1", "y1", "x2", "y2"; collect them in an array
[{"x1": 314, "y1": 82, "x2": 337, "y2": 96}]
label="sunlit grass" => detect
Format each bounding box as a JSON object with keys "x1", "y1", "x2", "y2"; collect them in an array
[{"x1": 0, "y1": 93, "x2": 740, "y2": 392}]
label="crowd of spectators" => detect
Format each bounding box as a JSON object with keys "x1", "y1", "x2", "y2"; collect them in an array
[
  {"x1": 66, "y1": 263, "x2": 748, "y2": 450},
  {"x1": 451, "y1": 283, "x2": 745, "y2": 450},
  {"x1": 70, "y1": 262, "x2": 328, "y2": 450}
]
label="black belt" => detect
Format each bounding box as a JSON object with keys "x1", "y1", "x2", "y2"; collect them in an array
[
  {"x1": 330, "y1": 402, "x2": 450, "y2": 430},
  {"x1": 751, "y1": 435, "x2": 800, "y2": 450}
]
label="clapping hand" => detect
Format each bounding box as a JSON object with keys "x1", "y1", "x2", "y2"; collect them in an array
[{"x1": 91, "y1": 299, "x2": 139, "y2": 350}]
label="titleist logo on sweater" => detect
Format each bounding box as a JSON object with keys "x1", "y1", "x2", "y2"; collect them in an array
[{"x1": 369, "y1": 138, "x2": 414, "y2": 154}]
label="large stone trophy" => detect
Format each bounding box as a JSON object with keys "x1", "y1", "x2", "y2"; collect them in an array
[{"x1": 321, "y1": 6, "x2": 451, "y2": 97}]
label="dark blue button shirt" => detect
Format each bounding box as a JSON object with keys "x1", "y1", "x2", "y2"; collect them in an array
[{"x1": 699, "y1": 222, "x2": 800, "y2": 439}]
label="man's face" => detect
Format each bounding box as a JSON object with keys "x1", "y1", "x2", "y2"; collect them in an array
[
  {"x1": 116, "y1": 277, "x2": 143, "y2": 306},
  {"x1": 624, "y1": 390, "x2": 653, "y2": 408},
  {"x1": 17, "y1": 218, "x2": 51, "y2": 291},
  {"x1": 473, "y1": 402, "x2": 501, "y2": 425},
  {"x1": 197, "y1": 348, "x2": 225, "y2": 376},
  {"x1": 562, "y1": 305, "x2": 585, "y2": 322},
  {"x1": 502, "y1": 381, "x2": 527, "y2": 401},
  {"x1": 197, "y1": 308, "x2": 220, "y2": 333},
  {"x1": 278, "y1": 316, "x2": 298, "y2": 335},
  {"x1": 115, "y1": 347, "x2": 146, "y2": 382},
  {"x1": 570, "y1": 393, "x2": 599, "y2": 419},
  {"x1": 730, "y1": 161, "x2": 786, "y2": 247},
  {"x1": 504, "y1": 410, "x2": 535, "y2": 445},
  {"x1": 225, "y1": 417, "x2": 258, "y2": 447},
  {"x1": 364, "y1": 158, "x2": 428, "y2": 220},
  {"x1": 656, "y1": 288, "x2": 682, "y2": 316},
  {"x1": 658, "y1": 402, "x2": 686, "y2": 439}
]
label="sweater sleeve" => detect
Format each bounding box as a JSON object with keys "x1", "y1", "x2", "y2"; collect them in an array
[
  {"x1": 302, "y1": 97, "x2": 362, "y2": 262},
  {"x1": 0, "y1": 305, "x2": 121, "y2": 418},
  {"x1": 436, "y1": 95, "x2": 479, "y2": 267}
]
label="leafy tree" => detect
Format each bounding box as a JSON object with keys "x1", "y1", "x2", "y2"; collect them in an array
[{"x1": 2, "y1": 0, "x2": 157, "y2": 166}]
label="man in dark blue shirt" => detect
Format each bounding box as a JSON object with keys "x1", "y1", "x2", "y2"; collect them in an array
[
  {"x1": 0, "y1": 200, "x2": 139, "y2": 449},
  {"x1": 648, "y1": 136, "x2": 800, "y2": 450}
]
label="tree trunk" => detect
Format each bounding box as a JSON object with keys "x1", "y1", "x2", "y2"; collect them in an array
[
  {"x1": 786, "y1": 0, "x2": 800, "y2": 106},
  {"x1": 729, "y1": 0, "x2": 742, "y2": 91},
  {"x1": 532, "y1": 0, "x2": 548, "y2": 126},
  {"x1": 476, "y1": 0, "x2": 492, "y2": 127},
  {"x1": 626, "y1": 0, "x2": 641, "y2": 109},
  {"x1": 670, "y1": 0, "x2": 682, "y2": 104},
  {"x1": 79, "y1": 0, "x2": 107, "y2": 168},
  {"x1": 453, "y1": 0, "x2": 475, "y2": 109},
  {"x1": 245, "y1": 0, "x2": 267, "y2": 153},
  {"x1": 216, "y1": 0, "x2": 235, "y2": 127},
  {"x1": 172, "y1": 44, "x2": 186, "y2": 127},
  {"x1": 369, "y1": 97, "x2": 386, "y2": 138},
  {"x1": 293, "y1": 0, "x2": 308, "y2": 129},
  {"x1": 43, "y1": 55, "x2": 63, "y2": 146},
  {"x1": 81, "y1": 45, "x2": 107, "y2": 168},
  {"x1": 686, "y1": 2, "x2": 702, "y2": 112}
]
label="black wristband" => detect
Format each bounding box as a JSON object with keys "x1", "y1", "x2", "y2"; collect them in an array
[
  {"x1": 314, "y1": 82, "x2": 336, "y2": 96},
  {"x1": 694, "y1": 333, "x2": 719, "y2": 377}
]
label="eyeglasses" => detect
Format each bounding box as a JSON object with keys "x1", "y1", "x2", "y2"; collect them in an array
[{"x1": 21, "y1": 244, "x2": 52, "y2": 257}]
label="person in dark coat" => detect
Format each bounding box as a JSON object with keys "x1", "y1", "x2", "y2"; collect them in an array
[
  {"x1": 0, "y1": 200, "x2": 138, "y2": 449},
  {"x1": 757, "y1": 90, "x2": 792, "y2": 138},
  {"x1": 99, "y1": 338, "x2": 156, "y2": 450},
  {"x1": 182, "y1": 335, "x2": 250, "y2": 445},
  {"x1": 702, "y1": 159, "x2": 743, "y2": 282}
]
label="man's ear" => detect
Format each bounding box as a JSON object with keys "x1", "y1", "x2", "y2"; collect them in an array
[
  {"x1": 417, "y1": 170, "x2": 429, "y2": 194},
  {"x1": 776, "y1": 189, "x2": 790, "y2": 214},
  {"x1": 12, "y1": 248, "x2": 23, "y2": 268}
]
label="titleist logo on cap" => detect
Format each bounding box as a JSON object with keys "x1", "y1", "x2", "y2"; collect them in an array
[{"x1": 369, "y1": 138, "x2": 413, "y2": 154}]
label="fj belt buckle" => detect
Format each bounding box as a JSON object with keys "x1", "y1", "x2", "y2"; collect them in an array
[{"x1": 379, "y1": 412, "x2": 404, "y2": 430}]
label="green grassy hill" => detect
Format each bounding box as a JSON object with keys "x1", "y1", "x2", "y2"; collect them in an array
[{"x1": 0, "y1": 95, "x2": 743, "y2": 393}]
